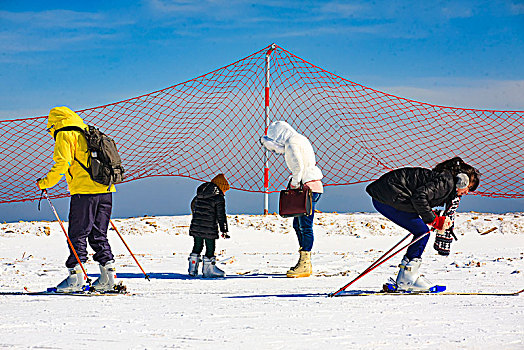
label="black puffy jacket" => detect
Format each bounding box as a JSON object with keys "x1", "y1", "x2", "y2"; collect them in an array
[
  {"x1": 366, "y1": 167, "x2": 455, "y2": 224},
  {"x1": 189, "y1": 182, "x2": 228, "y2": 239}
]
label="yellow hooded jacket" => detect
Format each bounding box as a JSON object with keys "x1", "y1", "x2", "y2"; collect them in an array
[{"x1": 38, "y1": 106, "x2": 116, "y2": 194}]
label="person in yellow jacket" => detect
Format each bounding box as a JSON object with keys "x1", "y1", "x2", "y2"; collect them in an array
[{"x1": 37, "y1": 106, "x2": 117, "y2": 293}]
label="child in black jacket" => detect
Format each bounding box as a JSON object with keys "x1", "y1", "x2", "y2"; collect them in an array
[{"x1": 188, "y1": 174, "x2": 229, "y2": 278}]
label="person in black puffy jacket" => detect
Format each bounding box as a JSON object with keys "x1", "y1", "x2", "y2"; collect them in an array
[
  {"x1": 187, "y1": 174, "x2": 230, "y2": 278},
  {"x1": 366, "y1": 157, "x2": 480, "y2": 291}
]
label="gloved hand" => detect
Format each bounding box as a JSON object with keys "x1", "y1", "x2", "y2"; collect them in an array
[
  {"x1": 430, "y1": 215, "x2": 452, "y2": 232},
  {"x1": 221, "y1": 232, "x2": 230, "y2": 239}
]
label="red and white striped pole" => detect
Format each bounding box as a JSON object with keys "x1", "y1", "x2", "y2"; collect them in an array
[{"x1": 264, "y1": 43, "x2": 276, "y2": 215}]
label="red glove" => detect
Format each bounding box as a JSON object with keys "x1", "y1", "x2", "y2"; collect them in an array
[{"x1": 430, "y1": 216, "x2": 451, "y2": 231}]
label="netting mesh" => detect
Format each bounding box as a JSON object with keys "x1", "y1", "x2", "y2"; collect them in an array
[{"x1": 1, "y1": 44, "x2": 522, "y2": 204}]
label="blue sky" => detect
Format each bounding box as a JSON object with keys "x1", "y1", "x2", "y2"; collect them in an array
[{"x1": 1, "y1": 1, "x2": 523, "y2": 221}]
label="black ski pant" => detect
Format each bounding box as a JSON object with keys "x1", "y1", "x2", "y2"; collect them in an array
[
  {"x1": 191, "y1": 237, "x2": 216, "y2": 258},
  {"x1": 65, "y1": 193, "x2": 114, "y2": 268}
]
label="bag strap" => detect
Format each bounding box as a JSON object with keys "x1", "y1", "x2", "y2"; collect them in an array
[{"x1": 287, "y1": 179, "x2": 304, "y2": 190}]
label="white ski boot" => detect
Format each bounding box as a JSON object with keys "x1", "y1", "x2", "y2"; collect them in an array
[
  {"x1": 202, "y1": 256, "x2": 225, "y2": 278},
  {"x1": 92, "y1": 260, "x2": 117, "y2": 292},
  {"x1": 188, "y1": 253, "x2": 202, "y2": 276},
  {"x1": 395, "y1": 256, "x2": 433, "y2": 291},
  {"x1": 56, "y1": 264, "x2": 86, "y2": 293}
]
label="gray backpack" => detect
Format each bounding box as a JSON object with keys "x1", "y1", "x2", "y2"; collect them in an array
[{"x1": 55, "y1": 125, "x2": 125, "y2": 188}]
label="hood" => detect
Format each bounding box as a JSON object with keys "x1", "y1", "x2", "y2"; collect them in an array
[
  {"x1": 46, "y1": 106, "x2": 87, "y2": 136},
  {"x1": 260, "y1": 121, "x2": 297, "y2": 154},
  {"x1": 196, "y1": 182, "x2": 221, "y2": 199}
]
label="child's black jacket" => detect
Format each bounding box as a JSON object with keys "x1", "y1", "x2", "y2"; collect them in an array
[{"x1": 189, "y1": 182, "x2": 228, "y2": 239}]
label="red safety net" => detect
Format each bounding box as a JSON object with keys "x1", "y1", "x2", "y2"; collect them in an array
[{"x1": 1, "y1": 44, "x2": 523, "y2": 204}]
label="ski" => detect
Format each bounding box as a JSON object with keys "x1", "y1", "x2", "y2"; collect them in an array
[
  {"x1": 0, "y1": 291, "x2": 125, "y2": 296},
  {"x1": 335, "y1": 288, "x2": 523, "y2": 297},
  {"x1": 0, "y1": 282, "x2": 129, "y2": 296}
]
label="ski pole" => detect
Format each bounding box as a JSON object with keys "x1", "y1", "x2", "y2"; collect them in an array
[
  {"x1": 329, "y1": 231, "x2": 430, "y2": 297},
  {"x1": 353, "y1": 233, "x2": 411, "y2": 280},
  {"x1": 43, "y1": 190, "x2": 91, "y2": 284},
  {"x1": 109, "y1": 220, "x2": 150, "y2": 281},
  {"x1": 328, "y1": 233, "x2": 412, "y2": 297}
]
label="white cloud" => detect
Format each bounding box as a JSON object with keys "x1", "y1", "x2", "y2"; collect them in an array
[
  {"x1": 441, "y1": 5, "x2": 473, "y2": 19},
  {"x1": 510, "y1": 3, "x2": 524, "y2": 14},
  {"x1": 0, "y1": 10, "x2": 133, "y2": 29},
  {"x1": 0, "y1": 30, "x2": 122, "y2": 54},
  {"x1": 146, "y1": 0, "x2": 257, "y2": 18},
  {"x1": 147, "y1": 0, "x2": 206, "y2": 13},
  {"x1": 0, "y1": 9, "x2": 131, "y2": 54},
  {"x1": 377, "y1": 79, "x2": 524, "y2": 111},
  {"x1": 258, "y1": 23, "x2": 386, "y2": 39},
  {"x1": 319, "y1": 2, "x2": 363, "y2": 17}
]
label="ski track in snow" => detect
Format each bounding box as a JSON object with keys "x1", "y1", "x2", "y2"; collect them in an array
[{"x1": 1, "y1": 212, "x2": 523, "y2": 349}]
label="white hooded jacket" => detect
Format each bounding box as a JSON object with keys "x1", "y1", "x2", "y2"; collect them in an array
[{"x1": 260, "y1": 121, "x2": 323, "y2": 188}]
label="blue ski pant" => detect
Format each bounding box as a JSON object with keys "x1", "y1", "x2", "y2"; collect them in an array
[
  {"x1": 372, "y1": 198, "x2": 430, "y2": 260},
  {"x1": 293, "y1": 192, "x2": 322, "y2": 252},
  {"x1": 65, "y1": 193, "x2": 114, "y2": 268}
]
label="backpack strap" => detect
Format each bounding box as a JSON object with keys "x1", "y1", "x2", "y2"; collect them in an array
[
  {"x1": 53, "y1": 126, "x2": 86, "y2": 140},
  {"x1": 73, "y1": 155, "x2": 91, "y2": 176},
  {"x1": 53, "y1": 126, "x2": 91, "y2": 177}
]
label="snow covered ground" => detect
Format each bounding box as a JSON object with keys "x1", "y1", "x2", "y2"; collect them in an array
[{"x1": 1, "y1": 212, "x2": 523, "y2": 349}]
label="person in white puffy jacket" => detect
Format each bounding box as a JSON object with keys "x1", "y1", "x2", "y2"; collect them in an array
[{"x1": 260, "y1": 121, "x2": 323, "y2": 277}]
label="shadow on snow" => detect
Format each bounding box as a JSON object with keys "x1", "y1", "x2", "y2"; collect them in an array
[
  {"x1": 225, "y1": 293, "x2": 329, "y2": 298},
  {"x1": 98, "y1": 272, "x2": 289, "y2": 280}
]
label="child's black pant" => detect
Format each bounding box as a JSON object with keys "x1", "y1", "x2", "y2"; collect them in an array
[{"x1": 192, "y1": 237, "x2": 216, "y2": 258}]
